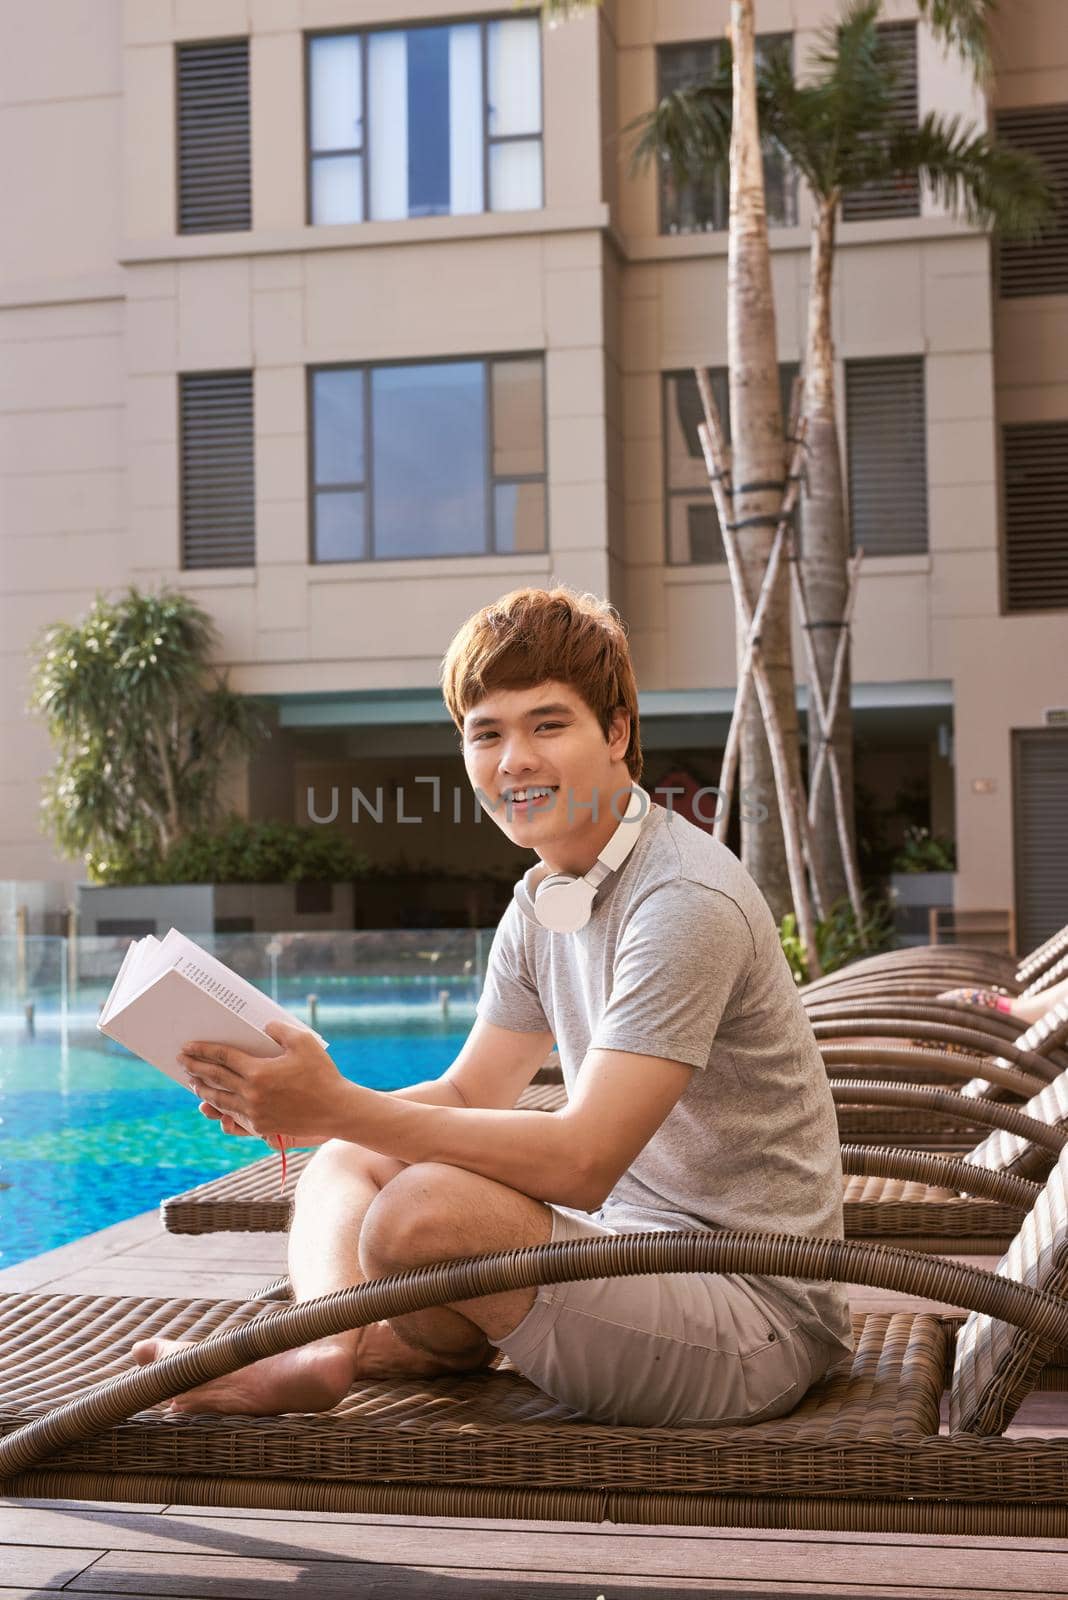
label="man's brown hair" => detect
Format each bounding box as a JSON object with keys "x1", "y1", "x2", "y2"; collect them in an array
[{"x1": 440, "y1": 585, "x2": 643, "y2": 781}]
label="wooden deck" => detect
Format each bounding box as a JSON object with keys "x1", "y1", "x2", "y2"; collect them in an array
[{"x1": 1, "y1": 1214, "x2": 1065, "y2": 1599}]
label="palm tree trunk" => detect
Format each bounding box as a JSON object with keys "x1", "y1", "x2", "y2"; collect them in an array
[
  {"x1": 727, "y1": 0, "x2": 803, "y2": 922},
  {"x1": 801, "y1": 195, "x2": 857, "y2": 908}
]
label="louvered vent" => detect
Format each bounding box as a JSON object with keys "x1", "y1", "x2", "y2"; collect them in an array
[
  {"x1": 177, "y1": 40, "x2": 251, "y2": 233},
  {"x1": 1014, "y1": 730, "x2": 1068, "y2": 953},
  {"x1": 1002, "y1": 420, "x2": 1068, "y2": 611},
  {"x1": 846, "y1": 357, "x2": 927, "y2": 554},
  {"x1": 842, "y1": 23, "x2": 919, "y2": 222},
  {"x1": 180, "y1": 372, "x2": 255, "y2": 569},
  {"x1": 996, "y1": 104, "x2": 1068, "y2": 298}
]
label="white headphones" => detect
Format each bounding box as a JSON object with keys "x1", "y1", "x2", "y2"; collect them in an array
[{"x1": 513, "y1": 785, "x2": 648, "y2": 934}]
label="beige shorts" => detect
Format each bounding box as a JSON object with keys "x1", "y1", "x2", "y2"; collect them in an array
[{"x1": 491, "y1": 1203, "x2": 839, "y2": 1428}]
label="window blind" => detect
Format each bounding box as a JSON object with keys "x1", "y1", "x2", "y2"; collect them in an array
[
  {"x1": 1013, "y1": 730, "x2": 1068, "y2": 953},
  {"x1": 1002, "y1": 420, "x2": 1068, "y2": 611},
  {"x1": 996, "y1": 104, "x2": 1068, "y2": 298},
  {"x1": 177, "y1": 40, "x2": 252, "y2": 233},
  {"x1": 845, "y1": 356, "x2": 928, "y2": 554},
  {"x1": 842, "y1": 22, "x2": 919, "y2": 222},
  {"x1": 180, "y1": 371, "x2": 255, "y2": 569}
]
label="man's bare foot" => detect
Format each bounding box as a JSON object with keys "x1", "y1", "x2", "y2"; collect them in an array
[
  {"x1": 131, "y1": 1321, "x2": 494, "y2": 1414},
  {"x1": 131, "y1": 1335, "x2": 357, "y2": 1415}
]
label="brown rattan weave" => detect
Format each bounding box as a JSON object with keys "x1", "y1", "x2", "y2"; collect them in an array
[
  {"x1": 3, "y1": 1222, "x2": 1068, "y2": 1534},
  {"x1": 819, "y1": 1044, "x2": 1043, "y2": 1096},
  {"x1": 829, "y1": 1080, "x2": 1067, "y2": 1151},
  {"x1": 160, "y1": 1078, "x2": 567, "y2": 1236},
  {"x1": 807, "y1": 999, "x2": 1031, "y2": 1045},
  {"x1": 160, "y1": 1080, "x2": 1064, "y2": 1241},
  {"x1": 812, "y1": 1020, "x2": 1061, "y2": 1083}
]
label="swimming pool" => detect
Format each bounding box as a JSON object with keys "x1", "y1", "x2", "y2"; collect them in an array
[{"x1": 0, "y1": 994, "x2": 479, "y2": 1268}]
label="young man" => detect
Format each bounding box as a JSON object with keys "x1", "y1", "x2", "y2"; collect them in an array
[{"x1": 134, "y1": 585, "x2": 852, "y2": 1424}]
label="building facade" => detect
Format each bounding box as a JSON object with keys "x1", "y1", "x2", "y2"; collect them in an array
[{"x1": 1, "y1": 0, "x2": 1065, "y2": 942}]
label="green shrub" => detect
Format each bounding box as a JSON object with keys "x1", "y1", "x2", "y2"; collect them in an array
[
  {"x1": 31, "y1": 586, "x2": 267, "y2": 870},
  {"x1": 779, "y1": 895, "x2": 896, "y2": 986},
  {"x1": 891, "y1": 825, "x2": 957, "y2": 873},
  {"x1": 92, "y1": 816, "x2": 370, "y2": 885}
]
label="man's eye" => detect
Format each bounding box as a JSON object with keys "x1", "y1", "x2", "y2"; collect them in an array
[{"x1": 471, "y1": 723, "x2": 564, "y2": 742}]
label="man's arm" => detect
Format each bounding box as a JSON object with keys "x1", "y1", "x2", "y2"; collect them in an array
[
  {"x1": 383, "y1": 1017, "x2": 557, "y2": 1112},
  {"x1": 318, "y1": 1045, "x2": 694, "y2": 1210},
  {"x1": 194, "y1": 1018, "x2": 555, "y2": 1141},
  {"x1": 182, "y1": 1028, "x2": 693, "y2": 1211}
]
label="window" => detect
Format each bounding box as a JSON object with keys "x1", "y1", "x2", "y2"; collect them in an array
[
  {"x1": 307, "y1": 16, "x2": 543, "y2": 225},
  {"x1": 657, "y1": 35, "x2": 797, "y2": 234},
  {"x1": 1002, "y1": 420, "x2": 1068, "y2": 611},
  {"x1": 180, "y1": 372, "x2": 255, "y2": 569},
  {"x1": 995, "y1": 105, "x2": 1068, "y2": 298},
  {"x1": 176, "y1": 40, "x2": 251, "y2": 233},
  {"x1": 310, "y1": 356, "x2": 546, "y2": 561},
  {"x1": 841, "y1": 22, "x2": 919, "y2": 222},
  {"x1": 845, "y1": 356, "x2": 927, "y2": 554},
  {"x1": 663, "y1": 365, "x2": 800, "y2": 563}
]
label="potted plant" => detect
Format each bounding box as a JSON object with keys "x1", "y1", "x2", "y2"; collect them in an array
[{"x1": 888, "y1": 826, "x2": 958, "y2": 944}]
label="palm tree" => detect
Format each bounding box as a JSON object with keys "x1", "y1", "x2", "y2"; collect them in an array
[
  {"x1": 630, "y1": 0, "x2": 1053, "y2": 904},
  {"x1": 544, "y1": 0, "x2": 809, "y2": 921},
  {"x1": 722, "y1": 0, "x2": 806, "y2": 923}
]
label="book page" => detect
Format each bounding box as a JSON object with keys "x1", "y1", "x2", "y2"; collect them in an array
[
  {"x1": 99, "y1": 936, "x2": 157, "y2": 1026},
  {"x1": 103, "y1": 928, "x2": 327, "y2": 1048},
  {"x1": 157, "y1": 928, "x2": 328, "y2": 1045},
  {"x1": 98, "y1": 967, "x2": 289, "y2": 1136}
]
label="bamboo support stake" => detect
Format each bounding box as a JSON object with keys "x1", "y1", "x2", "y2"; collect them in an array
[
  {"x1": 708, "y1": 432, "x2": 807, "y2": 846},
  {"x1": 793, "y1": 571, "x2": 864, "y2": 929},
  {"x1": 807, "y1": 548, "x2": 863, "y2": 812},
  {"x1": 791, "y1": 545, "x2": 864, "y2": 930},
  {"x1": 694, "y1": 388, "x2": 823, "y2": 974},
  {"x1": 794, "y1": 547, "x2": 865, "y2": 931}
]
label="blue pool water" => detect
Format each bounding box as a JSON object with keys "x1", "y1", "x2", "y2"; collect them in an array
[{"x1": 0, "y1": 996, "x2": 478, "y2": 1268}]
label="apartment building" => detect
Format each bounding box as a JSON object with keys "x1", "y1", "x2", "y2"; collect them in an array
[{"x1": 1, "y1": 0, "x2": 1065, "y2": 944}]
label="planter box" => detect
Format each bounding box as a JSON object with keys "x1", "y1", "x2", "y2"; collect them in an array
[
  {"x1": 78, "y1": 874, "x2": 514, "y2": 937},
  {"x1": 889, "y1": 871, "x2": 955, "y2": 947},
  {"x1": 77, "y1": 882, "x2": 355, "y2": 938}
]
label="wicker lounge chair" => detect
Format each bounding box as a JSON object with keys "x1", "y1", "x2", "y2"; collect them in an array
[
  {"x1": 800, "y1": 922, "x2": 1068, "y2": 1005},
  {"x1": 1, "y1": 1146, "x2": 1068, "y2": 1535},
  {"x1": 825, "y1": 1000, "x2": 1068, "y2": 1149},
  {"x1": 157, "y1": 1064, "x2": 1068, "y2": 1255}
]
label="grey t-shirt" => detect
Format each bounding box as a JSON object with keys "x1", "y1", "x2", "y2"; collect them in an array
[{"x1": 475, "y1": 798, "x2": 853, "y2": 1355}]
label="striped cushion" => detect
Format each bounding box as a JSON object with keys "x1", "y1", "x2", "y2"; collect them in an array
[
  {"x1": 957, "y1": 999, "x2": 1068, "y2": 1106},
  {"x1": 965, "y1": 1064, "x2": 1068, "y2": 1180},
  {"x1": 949, "y1": 1145, "x2": 1068, "y2": 1433}
]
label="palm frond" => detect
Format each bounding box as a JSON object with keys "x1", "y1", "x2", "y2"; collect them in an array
[
  {"x1": 889, "y1": 113, "x2": 1056, "y2": 239},
  {"x1": 768, "y1": 2, "x2": 900, "y2": 197},
  {"x1": 807, "y1": 0, "x2": 883, "y2": 89},
  {"x1": 916, "y1": 0, "x2": 997, "y2": 81},
  {"x1": 625, "y1": 62, "x2": 732, "y2": 186}
]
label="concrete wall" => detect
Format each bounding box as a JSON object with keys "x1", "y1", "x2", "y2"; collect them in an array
[
  {"x1": 949, "y1": 0, "x2": 1068, "y2": 914},
  {"x1": 0, "y1": 0, "x2": 127, "y2": 882},
  {"x1": 0, "y1": 0, "x2": 1064, "y2": 933}
]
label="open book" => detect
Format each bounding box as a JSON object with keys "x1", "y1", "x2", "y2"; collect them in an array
[{"x1": 98, "y1": 928, "x2": 328, "y2": 1146}]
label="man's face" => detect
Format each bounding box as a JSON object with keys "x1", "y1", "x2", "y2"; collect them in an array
[{"x1": 461, "y1": 679, "x2": 631, "y2": 864}]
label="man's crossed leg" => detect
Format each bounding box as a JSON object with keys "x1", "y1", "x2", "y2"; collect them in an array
[{"x1": 132, "y1": 1140, "x2": 553, "y2": 1414}]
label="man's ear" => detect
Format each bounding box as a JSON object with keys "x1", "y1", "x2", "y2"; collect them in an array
[{"x1": 608, "y1": 706, "x2": 630, "y2": 758}]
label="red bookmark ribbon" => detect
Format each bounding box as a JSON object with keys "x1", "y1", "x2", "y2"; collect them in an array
[{"x1": 267, "y1": 1134, "x2": 292, "y2": 1193}]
